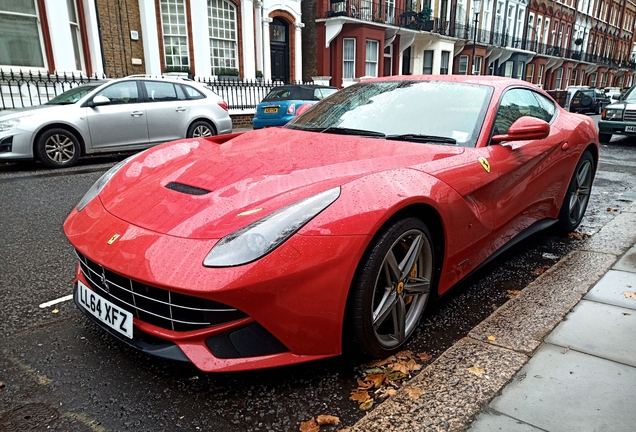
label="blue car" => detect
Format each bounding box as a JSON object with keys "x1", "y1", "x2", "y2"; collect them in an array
[{"x1": 253, "y1": 84, "x2": 338, "y2": 129}]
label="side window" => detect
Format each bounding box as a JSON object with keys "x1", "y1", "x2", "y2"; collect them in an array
[
  {"x1": 96, "y1": 81, "x2": 139, "y2": 104},
  {"x1": 175, "y1": 84, "x2": 187, "y2": 100},
  {"x1": 181, "y1": 85, "x2": 205, "y2": 100},
  {"x1": 144, "y1": 81, "x2": 178, "y2": 102},
  {"x1": 532, "y1": 92, "x2": 556, "y2": 122},
  {"x1": 494, "y1": 88, "x2": 551, "y2": 134}
]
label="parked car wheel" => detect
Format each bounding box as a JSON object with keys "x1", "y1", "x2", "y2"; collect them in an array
[
  {"x1": 187, "y1": 121, "x2": 216, "y2": 138},
  {"x1": 556, "y1": 151, "x2": 594, "y2": 233},
  {"x1": 35, "y1": 128, "x2": 81, "y2": 168},
  {"x1": 348, "y1": 217, "x2": 435, "y2": 358},
  {"x1": 599, "y1": 133, "x2": 612, "y2": 143}
]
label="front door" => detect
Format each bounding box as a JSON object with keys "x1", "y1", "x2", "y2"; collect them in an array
[{"x1": 270, "y1": 18, "x2": 289, "y2": 82}]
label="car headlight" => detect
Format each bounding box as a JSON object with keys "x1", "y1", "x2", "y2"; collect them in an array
[
  {"x1": 204, "y1": 187, "x2": 341, "y2": 267},
  {"x1": 77, "y1": 156, "x2": 135, "y2": 211},
  {"x1": 602, "y1": 108, "x2": 624, "y2": 121},
  {"x1": 0, "y1": 119, "x2": 20, "y2": 132}
]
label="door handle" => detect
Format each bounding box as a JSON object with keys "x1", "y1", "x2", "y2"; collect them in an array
[
  {"x1": 561, "y1": 142, "x2": 570, "y2": 151},
  {"x1": 131, "y1": 111, "x2": 144, "y2": 117},
  {"x1": 175, "y1": 107, "x2": 186, "y2": 112}
]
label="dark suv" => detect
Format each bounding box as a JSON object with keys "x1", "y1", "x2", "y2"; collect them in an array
[{"x1": 569, "y1": 89, "x2": 611, "y2": 114}]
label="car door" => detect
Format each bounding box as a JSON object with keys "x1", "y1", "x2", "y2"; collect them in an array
[
  {"x1": 86, "y1": 80, "x2": 149, "y2": 149},
  {"x1": 141, "y1": 81, "x2": 191, "y2": 144},
  {"x1": 485, "y1": 88, "x2": 571, "y2": 245}
]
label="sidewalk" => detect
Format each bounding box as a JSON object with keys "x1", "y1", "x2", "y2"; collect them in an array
[{"x1": 350, "y1": 202, "x2": 636, "y2": 432}]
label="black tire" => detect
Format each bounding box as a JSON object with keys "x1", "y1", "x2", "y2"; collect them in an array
[
  {"x1": 593, "y1": 105, "x2": 600, "y2": 115},
  {"x1": 599, "y1": 133, "x2": 612, "y2": 143},
  {"x1": 187, "y1": 121, "x2": 216, "y2": 138},
  {"x1": 347, "y1": 217, "x2": 436, "y2": 358},
  {"x1": 556, "y1": 151, "x2": 594, "y2": 233},
  {"x1": 35, "y1": 128, "x2": 81, "y2": 168}
]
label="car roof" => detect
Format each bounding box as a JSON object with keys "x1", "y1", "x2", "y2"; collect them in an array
[
  {"x1": 358, "y1": 74, "x2": 546, "y2": 93},
  {"x1": 273, "y1": 84, "x2": 338, "y2": 90}
]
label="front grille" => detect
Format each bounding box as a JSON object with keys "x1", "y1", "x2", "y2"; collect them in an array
[
  {"x1": 624, "y1": 110, "x2": 636, "y2": 121},
  {"x1": 76, "y1": 250, "x2": 247, "y2": 332}
]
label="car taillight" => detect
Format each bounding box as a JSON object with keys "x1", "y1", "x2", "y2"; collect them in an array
[
  {"x1": 287, "y1": 103, "x2": 296, "y2": 115},
  {"x1": 217, "y1": 100, "x2": 228, "y2": 111}
]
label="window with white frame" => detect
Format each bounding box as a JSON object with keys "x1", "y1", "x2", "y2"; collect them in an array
[
  {"x1": 459, "y1": 55, "x2": 468, "y2": 74},
  {"x1": 474, "y1": 56, "x2": 483, "y2": 74},
  {"x1": 456, "y1": 0, "x2": 466, "y2": 26},
  {"x1": 0, "y1": 0, "x2": 45, "y2": 68},
  {"x1": 208, "y1": 0, "x2": 238, "y2": 75},
  {"x1": 526, "y1": 64, "x2": 534, "y2": 82},
  {"x1": 538, "y1": 64, "x2": 544, "y2": 87},
  {"x1": 343, "y1": 38, "x2": 356, "y2": 79},
  {"x1": 504, "y1": 61, "x2": 513, "y2": 77},
  {"x1": 528, "y1": 14, "x2": 535, "y2": 42},
  {"x1": 66, "y1": 0, "x2": 84, "y2": 71},
  {"x1": 543, "y1": 18, "x2": 550, "y2": 45},
  {"x1": 570, "y1": 69, "x2": 577, "y2": 86},
  {"x1": 517, "y1": 7, "x2": 525, "y2": 39},
  {"x1": 555, "y1": 68, "x2": 563, "y2": 89},
  {"x1": 517, "y1": 61, "x2": 524, "y2": 79},
  {"x1": 365, "y1": 40, "x2": 379, "y2": 76},
  {"x1": 537, "y1": 16, "x2": 543, "y2": 43},
  {"x1": 160, "y1": 0, "x2": 190, "y2": 69},
  {"x1": 590, "y1": 72, "x2": 597, "y2": 87},
  {"x1": 423, "y1": 50, "x2": 433, "y2": 74},
  {"x1": 483, "y1": 0, "x2": 492, "y2": 31}
]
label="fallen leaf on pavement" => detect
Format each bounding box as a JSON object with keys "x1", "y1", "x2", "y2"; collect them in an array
[
  {"x1": 624, "y1": 291, "x2": 636, "y2": 300},
  {"x1": 368, "y1": 356, "x2": 396, "y2": 367},
  {"x1": 532, "y1": 266, "x2": 550, "y2": 275},
  {"x1": 316, "y1": 415, "x2": 340, "y2": 426},
  {"x1": 0, "y1": 381, "x2": 4, "y2": 388},
  {"x1": 299, "y1": 418, "x2": 319, "y2": 432},
  {"x1": 506, "y1": 289, "x2": 521, "y2": 298},
  {"x1": 349, "y1": 390, "x2": 370, "y2": 402},
  {"x1": 365, "y1": 373, "x2": 386, "y2": 388},
  {"x1": 359, "y1": 398, "x2": 374, "y2": 410},
  {"x1": 403, "y1": 387, "x2": 423, "y2": 399},
  {"x1": 356, "y1": 379, "x2": 373, "y2": 390},
  {"x1": 417, "y1": 352, "x2": 432, "y2": 362},
  {"x1": 52, "y1": 308, "x2": 59, "y2": 314},
  {"x1": 467, "y1": 366, "x2": 485, "y2": 377},
  {"x1": 376, "y1": 387, "x2": 397, "y2": 398},
  {"x1": 607, "y1": 207, "x2": 618, "y2": 212},
  {"x1": 487, "y1": 335, "x2": 496, "y2": 341},
  {"x1": 568, "y1": 232, "x2": 590, "y2": 239}
]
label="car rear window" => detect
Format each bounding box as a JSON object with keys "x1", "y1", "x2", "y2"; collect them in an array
[
  {"x1": 263, "y1": 87, "x2": 335, "y2": 101},
  {"x1": 574, "y1": 90, "x2": 593, "y2": 98}
]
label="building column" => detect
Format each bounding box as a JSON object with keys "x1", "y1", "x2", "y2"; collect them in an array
[
  {"x1": 294, "y1": 22, "x2": 304, "y2": 83},
  {"x1": 255, "y1": 0, "x2": 264, "y2": 75},
  {"x1": 262, "y1": 17, "x2": 273, "y2": 80},
  {"x1": 138, "y1": 0, "x2": 162, "y2": 75},
  {"x1": 241, "y1": 0, "x2": 256, "y2": 79}
]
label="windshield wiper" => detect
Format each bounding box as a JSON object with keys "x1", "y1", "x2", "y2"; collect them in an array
[
  {"x1": 385, "y1": 134, "x2": 457, "y2": 145},
  {"x1": 299, "y1": 126, "x2": 386, "y2": 137}
]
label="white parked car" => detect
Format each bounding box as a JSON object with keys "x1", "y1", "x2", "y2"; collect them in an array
[{"x1": 0, "y1": 76, "x2": 232, "y2": 168}]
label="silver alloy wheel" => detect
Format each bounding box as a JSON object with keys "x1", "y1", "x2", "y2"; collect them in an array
[
  {"x1": 192, "y1": 124, "x2": 213, "y2": 137},
  {"x1": 371, "y1": 228, "x2": 433, "y2": 348},
  {"x1": 566, "y1": 158, "x2": 593, "y2": 225},
  {"x1": 45, "y1": 133, "x2": 76, "y2": 164}
]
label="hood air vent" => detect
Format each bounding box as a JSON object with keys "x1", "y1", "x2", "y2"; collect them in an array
[{"x1": 165, "y1": 182, "x2": 211, "y2": 196}]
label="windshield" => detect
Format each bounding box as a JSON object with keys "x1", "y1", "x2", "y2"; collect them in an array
[
  {"x1": 621, "y1": 86, "x2": 636, "y2": 102},
  {"x1": 46, "y1": 84, "x2": 101, "y2": 105},
  {"x1": 286, "y1": 81, "x2": 493, "y2": 147}
]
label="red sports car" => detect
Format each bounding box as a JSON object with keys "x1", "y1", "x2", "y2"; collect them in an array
[{"x1": 64, "y1": 76, "x2": 598, "y2": 372}]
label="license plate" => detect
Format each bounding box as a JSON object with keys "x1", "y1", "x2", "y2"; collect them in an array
[
  {"x1": 77, "y1": 281, "x2": 133, "y2": 339},
  {"x1": 572, "y1": 100, "x2": 579, "y2": 104},
  {"x1": 625, "y1": 126, "x2": 636, "y2": 132},
  {"x1": 264, "y1": 107, "x2": 278, "y2": 114}
]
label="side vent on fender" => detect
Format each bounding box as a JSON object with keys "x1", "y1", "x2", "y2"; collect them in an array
[{"x1": 165, "y1": 182, "x2": 211, "y2": 196}]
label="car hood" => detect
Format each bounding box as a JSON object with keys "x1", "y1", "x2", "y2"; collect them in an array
[
  {"x1": 99, "y1": 128, "x2": 465, "y2": 239},
  {"x1": 0, "y1": 104, "x2": 71, "y2": 120}
]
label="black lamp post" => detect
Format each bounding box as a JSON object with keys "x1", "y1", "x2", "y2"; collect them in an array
[{"x1": 471, "y1": 0, "x2": 482, "y2": 74}]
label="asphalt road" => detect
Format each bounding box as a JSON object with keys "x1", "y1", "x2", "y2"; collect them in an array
[{"x1": 1, "y1": 124, "x2": 636, "y2": 431}]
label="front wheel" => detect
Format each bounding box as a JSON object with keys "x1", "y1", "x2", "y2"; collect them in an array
[
  {"x1": 35, "y1": 128, "x2": 81, "y2": 168},
  {"x1": 187, "y1": 121, "x2": 216, "y2": 138},
  {"x1": 347, "y1": 217, "x2": 435, "y2": 358},
  {"x1": 556, "y1": 151, "x2": 594, "y2": 233}
]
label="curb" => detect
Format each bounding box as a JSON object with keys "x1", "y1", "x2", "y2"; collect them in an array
[{"x1": 350, "y1": 201, "x2": 636, "y2": 432}]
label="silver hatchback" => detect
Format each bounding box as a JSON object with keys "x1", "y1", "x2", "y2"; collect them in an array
[{"x1": 0, "y1": 76, "x2": 232, "y2": 168}]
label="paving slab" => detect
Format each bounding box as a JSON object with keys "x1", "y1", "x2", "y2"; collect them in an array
[
  {"x1": 545, "y1": 299, "x2": 636, "y2": 367},
  {"x1": 468, "y1": 251, "x2": 615, "y2": 354},
  {"x1": 349, "y1": 338, "x2": 528, "y2": 432},
  {"x1": 468, "y1": 411, "x2": 545, "y2": 431},
  {"x1": 614, "y1": 245, "x2": 636, "y2": 273},
  {"x1": 584, "y1": 269, "x2": 636, "y2": 311},
  {"x1": 488, "y1": 344, "x2": 636, "y2": 432}
]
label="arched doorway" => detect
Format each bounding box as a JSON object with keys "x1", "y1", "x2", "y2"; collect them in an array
[{"x1": 270, "y1": 18, "x2": 289, "y2": 82}]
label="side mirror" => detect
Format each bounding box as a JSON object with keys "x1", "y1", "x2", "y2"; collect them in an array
[
  {"x1": 612, "y1": 94, "x2": 620, "y2": 100},
  {"x1": 491, "y1": 116, "x2": 550, "y2": 143},
  {"x1": 89, "y1": 95, "x2": 111, "y2": 107}
]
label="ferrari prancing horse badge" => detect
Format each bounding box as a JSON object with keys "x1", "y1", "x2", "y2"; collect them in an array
[{"x1": 478, "y1": 157, "x2": 491, "y2": 173}]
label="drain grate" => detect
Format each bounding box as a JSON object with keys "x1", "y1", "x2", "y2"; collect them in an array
[{"x1": 0, "y1": 403, "x2": 59, "y2": 431}]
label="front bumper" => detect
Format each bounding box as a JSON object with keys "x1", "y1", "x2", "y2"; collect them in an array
[
  {"x1": 0, "y1": 128, "x2": 34, "y2": 160},
  {"x1": 252, "y1": 115, "x2": 294, "y2": 129},
  {"x1": 64, "y1": 196, "x2": 368, "y2": 372},
  {"x1": 598, "y1": 119, "x2": 636, "y2": 136}
]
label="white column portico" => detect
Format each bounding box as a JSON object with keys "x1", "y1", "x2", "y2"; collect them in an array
[
  {"x1": 255, "y1": 0, "x2": 264, "y2": 75},
  {"x1": 241, "y1": 0, "x2": 257, "y2": 79},
  {"x1": 262, "y1": 17, "x2": 273, "y2": 80},
  {"x1": 294, "y1": 22, "x2": 304, "y2": 82}
]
